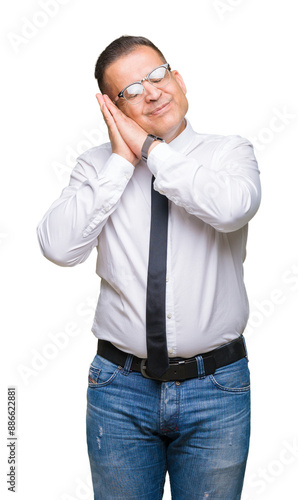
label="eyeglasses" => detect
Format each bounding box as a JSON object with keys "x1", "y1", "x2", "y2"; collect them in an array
[{"x1": 114, "y1": 63, "x2": 171, "y2": 105}]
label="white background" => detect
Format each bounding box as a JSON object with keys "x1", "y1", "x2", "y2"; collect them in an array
[{"x1": 1, "y1": 1, "x2": 298, "y2": 499}]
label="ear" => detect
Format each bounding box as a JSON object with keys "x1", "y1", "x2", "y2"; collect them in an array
[{"x1": 171, "y1": 70, "x2": 187, "y2": 95}]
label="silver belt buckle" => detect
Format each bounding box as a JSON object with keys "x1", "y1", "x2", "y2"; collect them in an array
[
  {"x1": 140, "y1": 359, "x2": 172, "y2": 382},
  {"x1": 140, "y1": 360, "x2": 152, "y2": 379},
  {"x1": 140, "y1": 359, "x2": 187, "y2": 382}
]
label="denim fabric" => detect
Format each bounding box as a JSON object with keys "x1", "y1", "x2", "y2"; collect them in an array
[{"x1": 86, "y1": 352, "x2": 250, "y2": 500}]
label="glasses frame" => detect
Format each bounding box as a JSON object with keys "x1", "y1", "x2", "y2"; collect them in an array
[{"x1": 114, "y1": 63, "x2": 171, "y2": 105}]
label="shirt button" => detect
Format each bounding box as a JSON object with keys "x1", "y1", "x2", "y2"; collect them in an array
[
  {"x1": 167, "y1": 313, "x2": 172, "y2": 319},
  {"x1": 168, "y1": 348, "x2": 173, "y2": 355},
  {"x1": 125, "y1": 174, "x2": 130, "y2": 180}
]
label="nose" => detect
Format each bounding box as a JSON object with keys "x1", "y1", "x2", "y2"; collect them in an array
[{"x1": 143, "y1": 81, "x2": 162, "y2": 101}]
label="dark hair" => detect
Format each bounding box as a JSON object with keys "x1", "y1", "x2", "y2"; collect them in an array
[{"x1": 94, "y1": 35, "x2": 166, "y2": 93}]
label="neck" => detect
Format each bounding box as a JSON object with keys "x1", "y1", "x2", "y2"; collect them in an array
[{"x1": 165, "y1": 119, "x2": 186, "y2": 144}]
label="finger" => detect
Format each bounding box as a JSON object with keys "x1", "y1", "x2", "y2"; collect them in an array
[
  {"x1": 96, "y1": 94, "x2": 113, "y2": 119},
  {"x1": 102, "y1": 94, "x2": 125, "y2": 119},
  {"x1": 95, "y1": 93, "x2": 105, "y2": 109},
  {"x1": 102, "y1": 94, "x2": 115, "y2": 107},
  {"x1": 95, "y1": 93, "x2": 105, "y2": 116},
  {"x1": 96, "y1": 94, "x2": 116, "y2": 128}
]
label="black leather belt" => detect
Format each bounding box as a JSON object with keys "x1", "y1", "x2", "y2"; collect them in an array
[{"x1": 96, "y1": 336, "x2": 247, "y2": 382}]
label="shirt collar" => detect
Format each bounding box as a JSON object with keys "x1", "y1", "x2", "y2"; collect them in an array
[{"x1": 167, "y1": 118, "x2": 196, "y2": 154}]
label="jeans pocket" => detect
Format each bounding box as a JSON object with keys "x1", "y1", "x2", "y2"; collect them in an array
[
  {"x1": 209, "y1": 357, "x2": 250, "y2": 393},
  {"x1": 88, "y1": 354, "x2": 120, "y2": 388}
]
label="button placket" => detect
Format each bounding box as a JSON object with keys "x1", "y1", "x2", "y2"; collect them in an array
[{"x1": 165, "y1": 213, "x2": 177, "y2": 357}]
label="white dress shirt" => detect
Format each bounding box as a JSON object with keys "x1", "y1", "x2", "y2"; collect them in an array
[{"x1": 37, "y1": 120, "x2": 261, "y2": 358}]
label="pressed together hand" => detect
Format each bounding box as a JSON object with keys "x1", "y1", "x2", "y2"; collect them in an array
[{"x1": 96, "y1": 94, "x2": 159, "y2": 167}]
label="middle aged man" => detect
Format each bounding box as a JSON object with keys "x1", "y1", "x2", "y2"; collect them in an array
[{"x1": 37, "y1": 35, "x2": 261, "y2": 499}]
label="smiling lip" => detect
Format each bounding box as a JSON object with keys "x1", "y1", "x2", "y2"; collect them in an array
[{"x1": 149, "y1": 102, "x2": 171, "y2": 116}]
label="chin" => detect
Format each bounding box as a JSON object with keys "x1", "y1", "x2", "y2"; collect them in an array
[
  {"x1": 161, "y1": 118, "x2": 186, "y2": 142},
  {"x1": 148, "y1": 114, "x2": 185, "y2": 139}
]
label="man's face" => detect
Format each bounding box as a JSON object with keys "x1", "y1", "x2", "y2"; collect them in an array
[{"x1": 103, "y1": 46, "x2": 189, "y2": 142}]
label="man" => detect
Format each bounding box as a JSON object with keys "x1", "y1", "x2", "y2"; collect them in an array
[{"x1": 37, "y1": 35, "x2": 261, "y2": 499}]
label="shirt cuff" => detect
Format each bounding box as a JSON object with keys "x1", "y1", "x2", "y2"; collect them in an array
[
  {"x1": 147, "y1": 143, "x2": 176, "y2": 176},
  {"x1": 100, "y1": 153, "x2": 135, "y2": 184}
]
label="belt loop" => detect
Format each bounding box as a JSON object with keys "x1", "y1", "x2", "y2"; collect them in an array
[
  {"x1": 123, "y1": 354, "x2": 133, "y2": 375},
  {"x1": 196, "y1": 355, "x2": 206, "y2": 379},
  {"x1": 242, "y1": 335, "x2": 249, "y2": 361}
]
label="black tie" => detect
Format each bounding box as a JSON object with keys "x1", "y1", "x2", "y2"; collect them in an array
[{"x1": 146, "y1": 175, "x2": 169, "y2": 378}]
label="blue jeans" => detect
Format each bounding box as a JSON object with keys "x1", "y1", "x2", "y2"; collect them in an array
[{"x1": 86, "y1": 351, "x2": 250, "y2": 500}]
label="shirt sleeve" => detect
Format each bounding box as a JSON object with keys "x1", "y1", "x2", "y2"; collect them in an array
[
  {"x1": 37, "y1": 148, "x2": 134, "y2": 266},
  {"x1": 147, "y1": 135, "x2": 261, "y2": 233}
]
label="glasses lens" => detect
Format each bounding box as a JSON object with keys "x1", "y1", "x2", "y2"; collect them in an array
[
  {"x1": 123, "y1": 83, "x2": 144, "y2": 104},
  {"x1": 148, "y1": 66, "x2": 170, "y2": 88},
  {"x1": 121, "y1": 65, "x2": 170, "y2": 104}
]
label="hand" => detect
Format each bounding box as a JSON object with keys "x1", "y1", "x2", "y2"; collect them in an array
[
  {"x1": 104, "y1": 94, "x2": 149, "y2": 154},
  {"x1": 96, "y1": 94, "x2": 140, "y2": 166}
]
